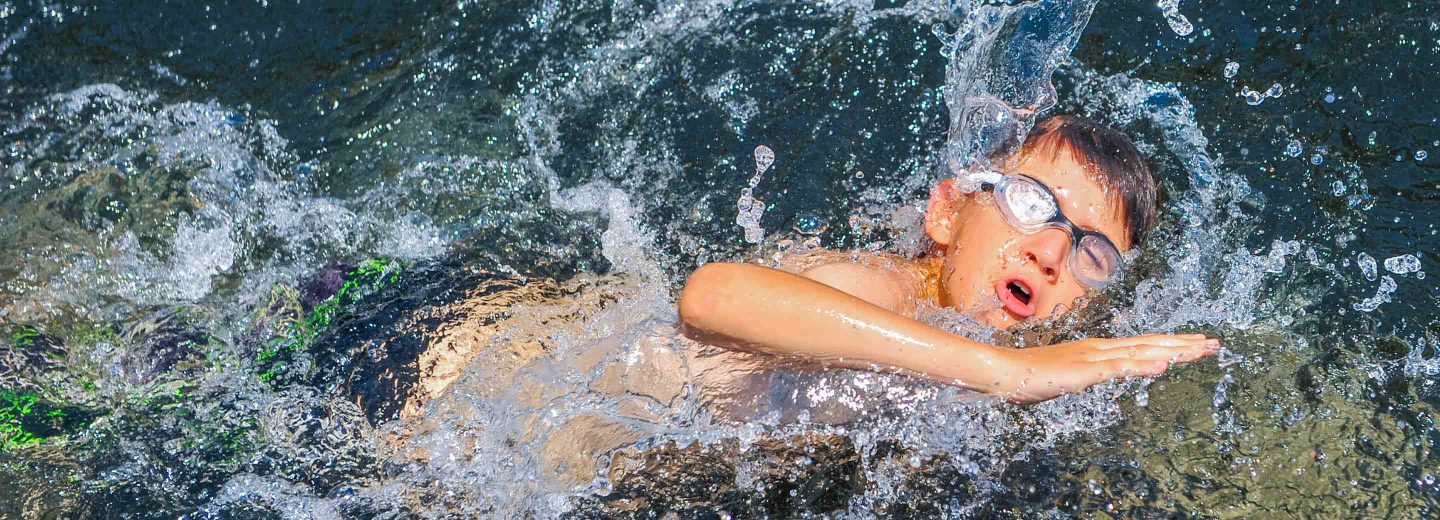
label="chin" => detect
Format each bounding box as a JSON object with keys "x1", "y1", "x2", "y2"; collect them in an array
[{"x1": 980, "y1": 307, "x2": 1021, "y2": 330}]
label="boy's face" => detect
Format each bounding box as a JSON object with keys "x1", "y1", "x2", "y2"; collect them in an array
[{"x1": 924, "y1": 149, "x2": 1133, "y2": 329}]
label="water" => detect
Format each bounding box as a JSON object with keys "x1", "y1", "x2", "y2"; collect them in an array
[{"x1": 1, "y1": 0, "x2": 1437, "y2": 518}]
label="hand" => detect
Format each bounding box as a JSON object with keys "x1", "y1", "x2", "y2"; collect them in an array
[{"x1": 989, "y1": 333, "x2": 1220, "y2": 404}]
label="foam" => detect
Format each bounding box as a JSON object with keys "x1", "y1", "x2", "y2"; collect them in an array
[{"x1": 0, "y1": 85, "x2": 450, "y2": 329}]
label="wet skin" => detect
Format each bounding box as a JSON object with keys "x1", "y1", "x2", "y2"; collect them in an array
[
  {"x1": 925, "y1": 148, "x2": 1133, "y2": 330},
  {"x1": 680, "y1": 147, "x2": 1218, "y2": 403}
]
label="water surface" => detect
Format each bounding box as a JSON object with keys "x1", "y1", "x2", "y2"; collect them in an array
[{"x1": 0, "y1": 0, "x2": 1436, "y2": 517}]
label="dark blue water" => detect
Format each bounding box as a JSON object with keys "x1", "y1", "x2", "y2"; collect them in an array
[{"x1": 0, "y1": 0, "x2": 1436, "y2": 517}]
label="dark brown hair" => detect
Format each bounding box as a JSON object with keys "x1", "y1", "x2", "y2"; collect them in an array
[{"x1": 1017, "y1": 115, "x2": 1161, "y2": 247}]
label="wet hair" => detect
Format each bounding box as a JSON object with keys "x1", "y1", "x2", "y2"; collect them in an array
[{"x1": 1015, "y1": 115, "x2": 1161, "y2": 247}]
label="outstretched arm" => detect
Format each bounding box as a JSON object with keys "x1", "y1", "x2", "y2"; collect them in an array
[{"x1": 678, "y1": 262, "x2": 1218, "y2": 403}]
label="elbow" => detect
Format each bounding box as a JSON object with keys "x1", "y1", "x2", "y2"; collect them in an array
[{"x1": 678, "y1": 262, "x2": 740, "y2": 331}]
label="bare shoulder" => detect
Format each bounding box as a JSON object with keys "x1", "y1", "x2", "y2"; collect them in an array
[{"x1": 775, "y1": 249, "x2": 934, "y2": 314}]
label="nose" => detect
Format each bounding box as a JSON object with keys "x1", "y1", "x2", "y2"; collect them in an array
[{"x1": 1022, "y1": 228, "x2": 1070, "y2": 282}]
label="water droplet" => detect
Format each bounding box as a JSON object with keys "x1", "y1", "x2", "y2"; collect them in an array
[
  {"x1": 1285, "y1": 140, "x2": 1303, "y2": 157},
  {"x1": 1158, "y1": 0, "x2": 1193, "y2": 36},
  {"x1": 1324, "y1": 93, "x2": 1336, "y2": 103},
  {"x1": 1223, "y1": 61, "x2": 1239, "y2": 78},
  {"x1": 735, "y1": 191, "x2": 766, "y2": 244},
  {"x1": 1383, "y1": 254, "x2": 1422, "y2": 275},
  {"x1": 1241, "y1": 83, "x2": 1284, "y2": 105},
  {"x1": 1415, "y1": 150, "x2": 1428, "y2": 161},
  {"x1": 1331, "y1": 180, "x2": 1346, "y2": 196},
  {"x1": 753, "y1": 145, "x2": 775, "y2": 174},
  {"x1": 1353, "y1": 275, "x2": 1397, "y2": 312},
  {"x1": 1358, "y1": 253, "x2": 1378, "y2": 281},
  {"x1": 1241, "y1": 87, "x2": 1265, "y2": 105},
  {"x1": 1367, "y1": 131, "x2": 1378, "y2": 147},
  {"x1": 1310, "y1": 154, "x2": 1323, "y2": 165}
]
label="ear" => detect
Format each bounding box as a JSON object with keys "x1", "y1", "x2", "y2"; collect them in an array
[{"x1": 925, "y1": 178, "x2": 962, "y2": 245}]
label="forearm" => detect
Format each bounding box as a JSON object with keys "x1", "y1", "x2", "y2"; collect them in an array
[{"x1": 678, "y1": 262, "x2": 1013, "y2": 393}]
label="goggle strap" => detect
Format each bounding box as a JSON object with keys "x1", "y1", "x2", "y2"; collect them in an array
[{"x1": 965, "y1": 170, "x2": 1004, "y2": 187}]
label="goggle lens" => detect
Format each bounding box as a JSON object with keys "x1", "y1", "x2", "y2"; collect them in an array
[
  {"x1": 987, "y1": 173, "x2": 1125, "y2": 288},
  {"x1": 1074, "y1": 234, "x2": 1121, "y2": 284},
  {"x1": 1000, "y1": 177, "x2": 1058, "y2": 228}
]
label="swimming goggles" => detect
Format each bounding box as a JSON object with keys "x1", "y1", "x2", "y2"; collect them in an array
[{"x1": 969, "y1": 171, "x2": 1125, "y2": 289}]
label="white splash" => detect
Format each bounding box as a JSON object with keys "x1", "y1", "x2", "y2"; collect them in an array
[
  {"x1": 1383, "y1": 254, "x2": 1422, "y2": 275},
  {"x1": 736, "y1": 145, "x2": 776, "y2": 244},
  {"x1": 1157, "y1": 0, "x2": 1193, "y2": 36},
  {"x1": 1353, "y1": 275, "x2": 1397, "y2": 312}
]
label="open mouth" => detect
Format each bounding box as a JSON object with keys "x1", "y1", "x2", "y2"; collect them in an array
[
  {"x1": 1007, "y1": 280, "x2": 1032, "y2": 305},
  {"x1": 994, "y1": 278, "x2": 1037, "y2": 318}
]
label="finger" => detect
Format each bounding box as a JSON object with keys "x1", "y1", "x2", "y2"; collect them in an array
[
  {"x1": 1089, "y1": 343, "x2": 1219, "y2": 363},
  {"x1": 1103, "y1": 359, "x2": 1169, "y2": 379},
  {"x1": 1097, "y1": 334, "x2": 1218, "y2": 349}
]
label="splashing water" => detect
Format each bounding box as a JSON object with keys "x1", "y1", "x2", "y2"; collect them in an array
[
  {"x1": 1, "y1": 0, "x2": 1437, "y2": 518},
  {"x1": 941, "y1": 0, "x2": 1099, "y2": 176},
  {"x1": 1240, "y1": 82, "x2": 1284, "y2": 105},
  {"x1": 753, "y1": 144, "x2": 775, "y2": 174},
  {"x1": 736, "y1": 145, "x2": 774, "y2": 244},
  {"x1": 1358, "y1": 252, "x2": 1378, "y2": 281},
  {"x1": 1353, "y1": 275, "x2": 1397, "y2": 312},
  {"x1": 1223, "y1": 60, "x2": 1239, "y2": 78},
  {"x1": 1157, "y1": 0, "x2": 1193, "y2": 36},
  {"x1": 1384, "y1": 254, "x2": 1422, "y2": 275}
]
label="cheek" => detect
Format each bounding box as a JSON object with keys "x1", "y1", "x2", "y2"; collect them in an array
[
  {"x1": 941, "y1": 241, "x2": 1020, "y2": 308},
  {"x1": 950, "y1": 210, "x2": 1025, "y2": 263},
  {"x1": 1038, "y1": 281, "x2": 1087, "y2": 317}
]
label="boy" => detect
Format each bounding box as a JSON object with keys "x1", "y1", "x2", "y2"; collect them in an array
[{"x1": 679, "y1": 115, "x2": 1220, "y2": 404}]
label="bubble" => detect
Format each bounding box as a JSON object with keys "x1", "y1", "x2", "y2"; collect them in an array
[
  {"x1": 1324, "y1": 93, "x2": 1336, "y2": 103},
  {"x1": 1285, "y1": 140, "x2": 1303, "y2": 157},
  {"x1": 1358, "y1": 252, "x2": 1378, "y2": 281},
  {"x1": 1310, "y1": 154, "x2": 1323, "y2": 165},
  {"x1": 1264, "y1": 83, "x2": 1284, "y2": 98},
  {"x1": 1367, "y1": 131, "x2": 1378, "y2": 147},
  {"x1": 1416, "y1": 150, "x2": 1428, "y2": 161},
  {"x1": 1331, "y1": 180, "x2": 1346, "y2": 196},
  {"x1": 1223, "y1": 61, "x2": 1239, "y2": 78},
  {"x1": 753, "y1": 144, "x2": 774, "y2": 174},
  {"x1": 1383, "y1": 254, "x2": 1422, "y2": 275}
]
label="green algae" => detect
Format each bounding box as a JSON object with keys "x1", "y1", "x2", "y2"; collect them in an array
[
  {"x1": 253, "y1": 258, "x2": 404, "y2": 384},
  {"x1": 0, "y1": 390, "x2": 91, "y2": 452},
  {"x1": 8, "y1": 326, "x2": 39, "y2": 349},
  {"x1": 0, "y1": 391, "x2": 43, "y2": 450}
]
